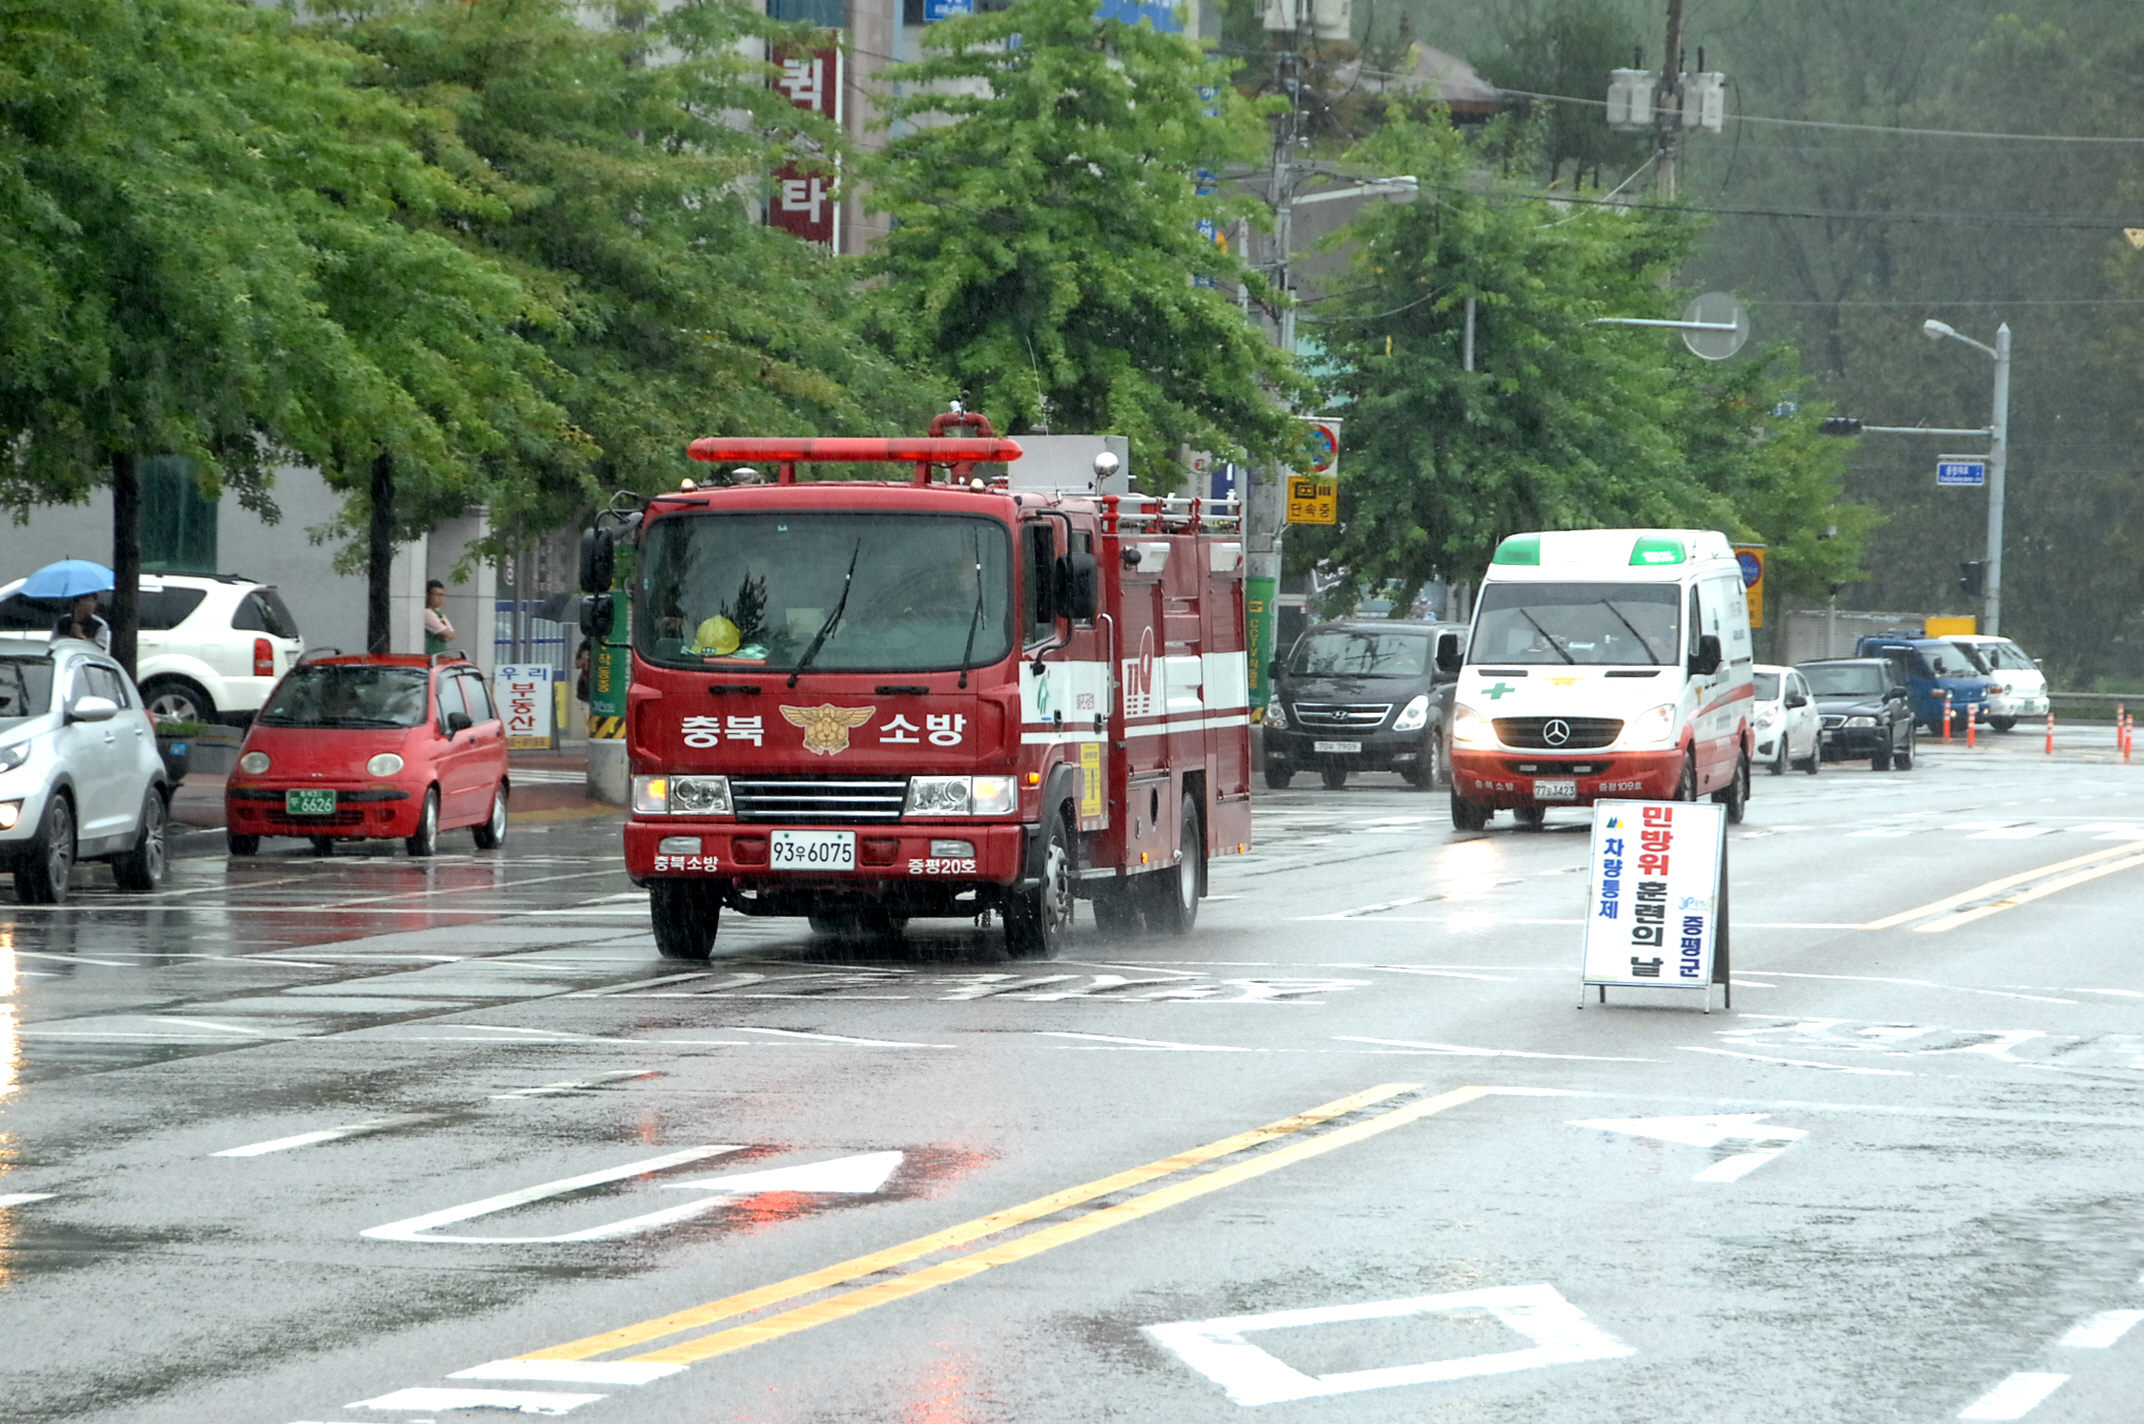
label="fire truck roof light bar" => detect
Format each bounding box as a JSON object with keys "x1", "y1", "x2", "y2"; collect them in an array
[{"x1": 685, "y1": 437, "x2": 1025, "y2": 464}]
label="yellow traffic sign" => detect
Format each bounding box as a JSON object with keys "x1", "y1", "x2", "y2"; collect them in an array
[{"x1": 1287, "y1": 476, "x2": 1337, "y2": 525}]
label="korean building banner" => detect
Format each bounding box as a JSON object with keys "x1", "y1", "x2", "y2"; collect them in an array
[
  {"x1": 768, "y1": 45, "x2": 842, "y2": 252},
  {"x1": 1580, "y1": 799, "x2": 1728, "y2": 1009},
  {"x1": 496, "y1": 665, "x2": 556, "y2": 751}
]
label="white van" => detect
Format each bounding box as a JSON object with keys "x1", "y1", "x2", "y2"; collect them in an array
[{"x1": 1441, "y1": 529, "x2": 1755, "y2": 830}]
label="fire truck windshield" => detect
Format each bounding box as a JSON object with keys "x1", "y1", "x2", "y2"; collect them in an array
[{"x1": 635, "y1": 511, "x2": 1015, "y2": 673}]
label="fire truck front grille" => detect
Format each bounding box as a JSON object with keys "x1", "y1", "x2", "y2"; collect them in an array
[
  {"x1": 728, "y1": 776, "x2": 911, "y2": 824},
  {"x1": 1290, "y1": 702, "x2": 1393, "y2": 729},
  {"x1": 1492, "y1": 716, "x2": 1624, "y2": 750}
]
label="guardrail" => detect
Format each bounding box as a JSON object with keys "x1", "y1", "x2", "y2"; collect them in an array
[{"x1": 2049, "y1": 692, "x2": 2144, "y2": 720}]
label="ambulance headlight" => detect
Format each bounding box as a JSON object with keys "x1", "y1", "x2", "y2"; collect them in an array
[
  {"x1": 1620, "y1": 704, "x2": 1678, "y2": 749},
  {"x1": 1450, "y1": 704, "x2": 1495, "y2": 748},
  {"x1": 1392, "y1": 694, "x2": 1431, "y2": 732}
]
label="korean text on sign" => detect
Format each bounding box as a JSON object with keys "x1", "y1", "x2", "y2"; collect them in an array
[{"x1": 1580, "y1": 799, "x2": 1724, "y2": 994}]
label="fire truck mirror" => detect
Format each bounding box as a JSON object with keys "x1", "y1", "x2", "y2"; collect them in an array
[
  {"x1": 1056, "y1": 553, "x2": 1100, "y2": 621},
  {"x1": 1435, "y1": 631, "x2": 1464, "y2": 675},
  {"x1": 579, "y1": 527, "x2": 615, "y2": 594},
  {"x1": 579, "y1": 593, "x2": 613, "y2": 638}
]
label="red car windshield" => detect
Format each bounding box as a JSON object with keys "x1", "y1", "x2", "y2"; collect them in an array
[{"x1": 259, "y1": 665, "x2": 429, "y2": 729}]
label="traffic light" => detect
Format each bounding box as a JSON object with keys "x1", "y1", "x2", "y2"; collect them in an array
[
  {"x1": 1958, "y1": 561, "x2": 1985, "y2": 596},
  {"x1": 1818, "y1": 417, "x2": 1864, "y2": 436}
]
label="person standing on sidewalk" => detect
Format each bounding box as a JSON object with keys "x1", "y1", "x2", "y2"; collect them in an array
[{"x1": 424, "y1": 579, "x2": 454, "y2": 655}]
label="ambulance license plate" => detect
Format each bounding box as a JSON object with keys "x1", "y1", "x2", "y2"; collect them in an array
[
  {"x1": 285, "y1": 789, "x2": 337, "y2": 816},
  {"x1": 1313, "y1": 740, "x2": 1362, "y2": 754},
  {"x1": 1533, "y1": 779, "x2": 1579, "y2": 801},
  {"x1": 769, "y1": 830, "x2": 855, "y2": 871}
]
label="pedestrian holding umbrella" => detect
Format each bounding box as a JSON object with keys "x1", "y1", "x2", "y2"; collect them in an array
[{"x1": 22, "y1": 560, "x2": 114, "y2": 652}]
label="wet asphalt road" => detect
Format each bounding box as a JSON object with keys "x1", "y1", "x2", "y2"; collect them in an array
[{"x1": 2, "y1": 732, "x2": 2143, "y2": 1423}]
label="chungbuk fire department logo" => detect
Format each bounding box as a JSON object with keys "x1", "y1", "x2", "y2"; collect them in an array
[
  {"x1": 1543, "y1": 718, "x2": 1573, "y2": 747},
  {"x1": 780, "y1": 704, "x2": 876, "y2": 756},
  {"x1": 1121, "y1": 626, "x2": 1158, "y2": 718}
]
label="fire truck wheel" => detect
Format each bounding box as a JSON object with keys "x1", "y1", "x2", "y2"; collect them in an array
[
  {"x1": 1141, "y1": 793, "x2": 1203, "y2": 936},
  {"x1": 1005, "y1": 812, "x2": 1075, "y2": 960},
  {"x1": 1264, "y1": 765, "x2": 1295, "y2": 790},
  {"x1": 650, "y1": 880, "x2": 720, "y2": 960}
]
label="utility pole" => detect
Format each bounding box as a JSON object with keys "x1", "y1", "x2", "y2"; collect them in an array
[
  {"x1": 1984, "y1": 323, "x2": 2011, "y2": 634},
  {"x1": 1653, "y1": 0, "x2": 1684, "y2": 199}
]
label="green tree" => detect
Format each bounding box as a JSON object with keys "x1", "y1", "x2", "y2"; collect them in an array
[
  {"x1": 863, "y1": 0, "x2": 1304, "y2": 478},
  {"x1": 1304, "y1": 118, "x2": 1868, "y2": 612},
  {"x1": 1471, "y1": 0, "x2": 1647, "y2": 188}
]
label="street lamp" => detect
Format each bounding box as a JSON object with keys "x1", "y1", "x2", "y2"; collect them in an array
[{"x1": 1923, "y1": 318, "x2": 2012, "y2": 635}]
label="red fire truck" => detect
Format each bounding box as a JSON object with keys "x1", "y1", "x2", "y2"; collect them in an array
[{"x1": 582, "y1": 416, "x2": 1254, "y2": 961}]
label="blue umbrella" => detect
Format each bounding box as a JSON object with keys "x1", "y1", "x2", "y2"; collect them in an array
[{"x1": 20, "y1": 560, "x2": 115, "y2": 600}]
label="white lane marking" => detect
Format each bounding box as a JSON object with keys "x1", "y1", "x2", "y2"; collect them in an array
[
  {"x1": 1692, "y1": 1149, "x2": 1789, "y2": 1182},
  {"x1": 0, "y1": 1192, "x2": 54, "y2": 1208},
  {"x1": 1311, "y1": 895, "x2": 1435, "y2": 919},
  {"x1": 1681, "y1": 1046, "x2": 1914, "y2": 1076},
  {"x1": 360, "y1": 1145, "x2": 746, "y2": 1244},
  {"x1": 350, "y1": 1386, "x2": 603, "y2": 1414},
  {"x1": 1144, "y1": 1283, "x2": 1635, "y2": 1407},
  {"x1": 1749, "y1": 972, "x2": 2077, "y2": 1005},
  {"x1": 1957, "y1": 1372, "x2": 2070, "y2": 1419},
  {"x1": 660, "y1": 1150, "x2": 904, "y2": 1196},
  {"x1": 13, "y1": 950, "x2": 137, "y2": 967},
  {"x1": 730, "y1": 1026, "x2": 952, "y2": 1048},
  {"x1": 490, "y1": 1071, "x2": 659, "y2": 1100},
  {"x1": 1847, "y1": 829, "x2": 1915, "y2": 838},
  {"x1": 152, "y1": 1017, "x2": 264, "y2": 1035},
  {"x1": 1340, "y1": 1037, "x2": 1656, "y2": 1063},
  {"x1": 568, "y1": 971, "x2": 724, "y2": 996},
  {"x1": 1038, "y1": 1031, "x2": 1252, "y2": 1052},
  {"x1": 1946, "y1": 820, "x2": 2024, "y2": 830},
  {"x1": 2058, "y1": 1309, "x2": 2144, "y2": 1348},
  {"x1": 215, "y1": 1114, "x2": 447, "y2": 1157},
  {"x1": 452, "y1": 1361, "x2": 683, "y2": 1385},
  {"x1": 1968, "y1": 827, "x2": 2057, "y2": 840},
  {"x1": 1366, "y1": 966, "x2": 1516, "y2": 982},
  {"x1": 1571, "y1": 1114, "x2": 1807, "y2": 1149}
]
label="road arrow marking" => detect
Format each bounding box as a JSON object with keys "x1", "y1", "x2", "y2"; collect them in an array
[
  {"x1": 1571, "y1": 1114, "x2": 1807, "y2": 1182},
  {"x1": 660, "y1": 1151, "x2": 904, "y2": 1197}
]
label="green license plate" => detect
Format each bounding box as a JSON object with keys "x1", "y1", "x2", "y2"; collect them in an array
[{"x1": 285, "y1": 789, "x2": 337, "y2": 816}]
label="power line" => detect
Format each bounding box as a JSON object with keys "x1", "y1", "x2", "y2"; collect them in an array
[
  {"x1": 1436, "y1": 180, "x2": 2138, "y2": 230},
  {"x1": 1492, "y1": 86, "x2": 2144, "y2": 146}
]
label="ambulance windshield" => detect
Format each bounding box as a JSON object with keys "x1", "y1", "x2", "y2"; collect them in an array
[
  {"x1": 635, "y1": 512, "x2": 1014, "y2": 673},
  {"x1": 1470, "y1": 582, "x2": 1681, "y2": 666}
]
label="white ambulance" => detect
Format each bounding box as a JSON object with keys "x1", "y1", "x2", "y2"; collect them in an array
[{"x1": 1440, "y1": 529, "x2": 1755, "y2": 830}]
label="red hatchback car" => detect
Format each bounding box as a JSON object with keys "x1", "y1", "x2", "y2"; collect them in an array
[{"x1": 225, "y1": 654, "x2": 510, "y2": 856}]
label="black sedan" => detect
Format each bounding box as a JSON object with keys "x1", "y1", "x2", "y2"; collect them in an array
[{"x1": 1798, "y1": 658, "x2": 1917, "y2": 771}]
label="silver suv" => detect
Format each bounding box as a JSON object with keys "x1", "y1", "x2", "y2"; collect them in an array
[
  {"x1": 0, "y1": 637, "x2": 170, "y2": 901},
  {"x1": 0, "y1": 573, "x2": 305, "y2": 723}
]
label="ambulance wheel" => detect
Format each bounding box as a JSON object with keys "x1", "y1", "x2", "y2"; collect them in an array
[
  {"x1": 1675, "y1": 753, "x2": 1698, "y2": 802},
  {"x1": 1264, "y1": 765, "x2": 1295, "y2": 790},
  {"x1": 650, "y1": 880, "x2": 720, "y2": 960},
  {"x1": 1713, "y1": 748, "x2": 1750, "y2": 824},
  {"x1": 1141, "y1": 792, "x2": 1203, "y2": 936},
  {"x1": 1005, "y1": 811, "x2": 1075, "y2": 960},
  {"x1": 1320, "y1": 764, "x2": 1348, "y2": 790},
  {"x1": 1514, "y1": 806, "x2": 1546, "y2": 832},
  {"x1": 1090, "y1": 883, "x2": 1143, "y2": 939},
  {"x1": 1450, "y1": 791, "x2": 1490, "y2": 832}
]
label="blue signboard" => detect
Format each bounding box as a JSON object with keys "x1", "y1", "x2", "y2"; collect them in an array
[
  {"x1": 1937, "y1": 459, "x2": 1987, "y2": 488},
  {"x1": 1092, "y1": 0, "x2": 1184, "y2": 31},
  {"x1": 923, "y1": 0, "x2": 971, "y2": 19}
]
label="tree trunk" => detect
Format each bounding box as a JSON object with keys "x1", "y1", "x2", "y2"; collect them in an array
[
  {"x1": 109, "y1": 450, "x2": 140, "y2": 679},
  {"x1": 367, "y1": 452, "x2": 394, "y2": 654}
]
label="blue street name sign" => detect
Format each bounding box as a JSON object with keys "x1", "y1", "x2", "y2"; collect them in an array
[{"x1": 1936, "y1": 458, "x2": 1987, "y2": 488}]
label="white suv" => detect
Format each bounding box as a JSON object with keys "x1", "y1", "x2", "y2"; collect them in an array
[{"x1": 0, "y1": 573, "x2": 306, "y2": 723}]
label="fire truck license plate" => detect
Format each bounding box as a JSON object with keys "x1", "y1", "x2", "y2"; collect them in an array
[
  {"x1": 1312, "y1": 740, "x2": 1362, "y2": 754},
  {"x1": 1533, "y1": 779, "x2": 1578, "y2": 801},
  {"x1": 769, "y1": 830, "x2": 855, "y2": 871}
]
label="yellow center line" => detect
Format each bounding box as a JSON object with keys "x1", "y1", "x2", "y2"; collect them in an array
[
  {"x1": 518, "y1": 1080, "x2": 1419, "y2": 1362},
  {"x1": 1914, "y1": 851, "x2": 2144, "y2": 932},
  {"x1": 1860, "y1": 841, "x2": 2144, "y2": 930},
  {"x1": 628, "y1": 1085, "x2": 1495, "y2": 1367}
]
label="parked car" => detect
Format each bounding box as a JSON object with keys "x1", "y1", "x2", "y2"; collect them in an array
[
  {"x1": 0, "y1": 572, "x2": 304, "y2": 725},
  {"x1": 1753, "y1": 663, "x2": 1820, "y2": 775},
  {"x1": 1853, "y1": 633, "x2": 1994, "y2": 733},
  {"x1": 224, "y1": 654, "x2": 509, "y2": 857},
  {"x1": 0, "y1": 635, "x2": 170, "y2": 902},
  {"x1": 1263, "y1": 620, "x2": 1467, "y2": 790},
  {"x1": 1800, "y1": 657, "x2": 1917, "y2": 770},
  {"x1": 1945, "y1": 634, "x2": 2048, "y2": 731}
]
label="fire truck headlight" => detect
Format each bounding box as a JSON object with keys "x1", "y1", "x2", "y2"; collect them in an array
[
  {"x1": 631, "y1": 775, "x2": 670, "y2": 814},
  {"x1": 1392, "y1": 694, "x2": 1431, "y2": 732},
  {"x1": 1450, "y1": 704, "x2": 1495, "y2": 748},
  {"x1": 905, "y1": 775, "x2": 972, "y2": 815},
  {"x1": 669, "y1": 775, "x2": 732, "y2": 815},
  {"x1": 1619, "y1": 704, "x2": 1678, "y2": 748},
  {"x1": 970, "y1": 776, "x2": 1017, "y2": 815}
]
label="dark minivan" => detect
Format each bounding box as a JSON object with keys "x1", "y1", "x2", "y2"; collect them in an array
[{"x1": 1264, "y1": 620, "x2": 1467, "y2": 790}]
